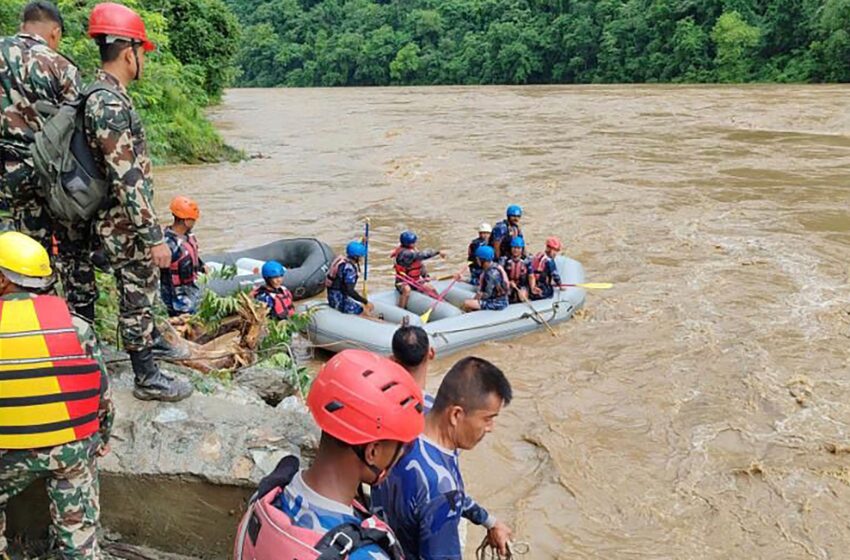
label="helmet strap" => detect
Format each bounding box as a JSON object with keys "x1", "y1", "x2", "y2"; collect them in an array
[
  {"x1": 131, "y1": 43, "x2": 141, "y2": 81},
  {"x1": 352, "y1": 441, "x2": 406, "y2": 485}
]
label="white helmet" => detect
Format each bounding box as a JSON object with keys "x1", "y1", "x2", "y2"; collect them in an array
[{"x1": 478, "y1": 222, "x2": 492, "y2": 233}]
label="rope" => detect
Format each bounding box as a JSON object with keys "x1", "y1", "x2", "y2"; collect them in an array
[{"x1": 475, "y1": 538, "x2": 530, "y2": 559}]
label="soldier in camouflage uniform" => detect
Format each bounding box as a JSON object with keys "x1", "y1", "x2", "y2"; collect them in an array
[
  {"x1": 0, "y1": 231, "x2": 114, "y2": 560},
  {"x1": 82, "y1": 3, "x2": 192, "y2": 402},
  {"x1": 0, "y1": 1, "x2": 98, "y2": 321}
]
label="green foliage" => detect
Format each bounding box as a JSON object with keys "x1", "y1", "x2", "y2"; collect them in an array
[
  {"x1": 256, "y1": 312, "x2": 315, "y2": 397},
  {"x1": 94, "y1": 270, "x2": 120, "y2": 346},
  {"x1": 190, "y1": 289, "x2": 244, "y2": 331},
  {"x1": 1, "y1": 0, "x2": 241, "y2": 163},
  {"x1": 227, "y1": 0, "x2": 850, "y2": 85}
]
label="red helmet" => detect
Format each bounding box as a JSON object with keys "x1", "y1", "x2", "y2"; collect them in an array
[
  {"x1": 546, "y1": 236, "x2": 562, "y2": 251},
  {"x1": 88, "y1": 3, "x2": 155, "y2": 52},
  {"x1": 169, "y1": 196, "x2": 200, "y2": 220},
  {"x1": 307, "y1": 349, "x2": 425, "y2": 445}
]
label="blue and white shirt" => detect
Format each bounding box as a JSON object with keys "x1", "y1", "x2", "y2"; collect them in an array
[
  {"x1": 372, "y1": 436, "x2": 494, "y2": 560},
  {"x1": 274, "y1": 470, "x2": 391, "y2": 560}
]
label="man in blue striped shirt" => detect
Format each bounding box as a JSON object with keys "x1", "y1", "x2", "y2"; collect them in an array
[{"x1": 372, "y1": 357, "x2": 514, "y2": 559}]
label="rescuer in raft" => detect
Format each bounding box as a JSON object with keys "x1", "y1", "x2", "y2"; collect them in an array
[
  {"x1": 233, "y1": 349, "x2": 424, "y2": 559},
  {"x1": 0, "y1": 231, "x2": 114, "y2": 559},
  {"x1": 160, "y1": 196, "x2": 205, "y2": 316},
  {"x1": 326, "y1": 240, "x2": 373, "y2": 315},
  {"x1": 252, "y1": 261, "x2": 295, "y2": 320},
  {"x1": 391, "y1": 230, "x2": 444, "y2": 310}
]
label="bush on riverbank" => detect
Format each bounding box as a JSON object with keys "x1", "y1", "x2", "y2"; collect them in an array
[
  {"x1": 1, "y1": 0, "x2": 242, "y2": 163},
  {"x1": 227, "y1": 0, "x2": 850, "y2": 86}
]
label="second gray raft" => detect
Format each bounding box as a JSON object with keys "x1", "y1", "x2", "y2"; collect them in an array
[{"x1": 300, "y1": 256, "x2": 586, "y2": 356}]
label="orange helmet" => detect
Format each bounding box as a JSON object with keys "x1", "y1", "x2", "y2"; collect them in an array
[
  {"x1": 88, "y1": 3, "x2": 155, "y2": 51},
  {"x1": 169, "y1": 196, "x2": 200, "y2": 220},
  {"x1": 545, "y1": 236, "x2": 562, "y2": 251}
]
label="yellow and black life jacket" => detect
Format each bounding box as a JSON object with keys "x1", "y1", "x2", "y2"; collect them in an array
[{"x1": 0, "y1": 295, "x2": 101, "y2": 449}]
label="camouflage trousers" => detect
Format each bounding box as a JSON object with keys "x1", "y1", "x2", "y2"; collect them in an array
[
  {"x1": 1, "y1": 162, "x2": 97, "y2": 315},
  {"x1": 99, "y1": 235, "x2": 158, "y2": 352},
  {"x1": 0, "y1": 436, "x2": 102, "y2": 560}
]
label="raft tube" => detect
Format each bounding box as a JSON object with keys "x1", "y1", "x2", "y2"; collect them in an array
[
  {"x1": 300, "y1": 256, "x2": 586, "y2": 356},
  {"x1": 203, "y1": 238, "x2": 334, "y2": 300}
]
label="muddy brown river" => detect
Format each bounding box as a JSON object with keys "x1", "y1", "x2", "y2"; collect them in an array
[{"x1": 158, "y1": 85, "x2": 850, "y2": 559}]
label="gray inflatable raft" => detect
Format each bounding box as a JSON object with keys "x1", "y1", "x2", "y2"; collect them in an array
[
  {"x1": 203, "y1": 238, "x2": 334, "y2": 300},
  {"x1": 300, "y1": 256, "x2": 586, "y2": 356}
]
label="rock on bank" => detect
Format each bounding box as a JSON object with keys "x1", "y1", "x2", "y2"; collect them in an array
[{"x1": 7, "y1": 356, "x2": 319, "y2": 559}]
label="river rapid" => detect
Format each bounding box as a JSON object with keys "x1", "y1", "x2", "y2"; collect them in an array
[{"x1": 158, "y1": 85, "x2": 850, "y2": 559}]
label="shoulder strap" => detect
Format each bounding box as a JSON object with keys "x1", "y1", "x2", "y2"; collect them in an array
[
  {"x1": 315, "y1": 520, "x2": 404, "y2": 560},
  {"x1": 254, "y1": 455, "x2": 300, "y2": 501}
]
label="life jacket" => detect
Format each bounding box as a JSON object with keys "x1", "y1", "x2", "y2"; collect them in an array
[
  {"x1": 234, "y1": 456, "x2": 405, "y2": 560},
  {"x1": 252, "y1": 285, "x2": 294, "y2": 320},
  {"x1": 531, "y1": 252, "x2": 551, "y2": 276},
  {"x1": 503, "y1": 257, "x2": 529, "y2": 284},
  {"x1": 167, "y1": 229, "x2": 201, "y2": 288},
  {"x1": 391, "y1": 246, "x2": 426, "y2": 284},
  {"x1": 325, "y1": 256, "x2": 355, "y2": 291},
  {"x1": 490, "y1": 220, "x2": 524, "y2": 257},
  {"x1": 479, "y1": 264, "x2": 509, "y2": 299},
  {"x1": 0, "y1": 295, "x2": 101, "y2": 449}
]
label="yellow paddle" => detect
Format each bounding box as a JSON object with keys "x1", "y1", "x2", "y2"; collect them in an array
[
  {"x1": 420, "y1": 278, "x2": 459, "y2": 324},
  {"x1": 558, "y1": 282, "x2": 613, "y2": 290}
]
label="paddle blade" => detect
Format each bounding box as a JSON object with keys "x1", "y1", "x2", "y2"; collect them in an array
[
  {"x1": 420, "y1": 308, "x2": 433, "y2": 324},
  {"x1": 579, "y1": 282, "x2": 613, "y2": 290}
]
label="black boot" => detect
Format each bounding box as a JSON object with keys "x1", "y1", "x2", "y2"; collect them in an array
[
  {"x1": 150, "y1": 327, "x2": 191, "y2": 360},
  {"x1": 130, "y1": 348, "x2": 193, "y2": 402},
  {"x1": 74, "y1": 302, "x2": 96, "y2": 324}
]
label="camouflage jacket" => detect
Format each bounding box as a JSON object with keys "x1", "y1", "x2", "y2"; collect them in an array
[
  {"x1": 0, "y1": 32, "x2": 80, "y2": 157},
  {"x1": 84, "y1": 70, "x2": 163, "y2": 248}
]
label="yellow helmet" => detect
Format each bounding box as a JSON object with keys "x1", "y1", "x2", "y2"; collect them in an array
[{"x1": 0, "y1": 231, "x2": 54, "y2": 288}]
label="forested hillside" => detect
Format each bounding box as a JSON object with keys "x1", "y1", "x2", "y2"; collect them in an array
[
  {"x1": 226, "y1": 0, "x2": 850, "y2": 86},
  {"x1": 1, "y1": 0, "x2": 241, "y2": 163}
]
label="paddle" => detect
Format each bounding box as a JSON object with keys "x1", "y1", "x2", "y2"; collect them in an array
[
  {"x1": 421, "y1": 278, "x2": 459, "y2": 324},
  {"x1": 396, "y1": 270, "x2": 441, "y2": 299},
  {"x1": 557, "y1": 282, "x2": 613, "y2": 290},
  {"x1": 515, "y1": 286, "x2": 558, "y2": 337},
  {"x1": 363, "y1": 218, "x2": 370, "y2": 300}
]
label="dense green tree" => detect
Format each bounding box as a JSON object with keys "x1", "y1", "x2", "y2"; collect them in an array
[{"x1": 711, "y1": 11, "x2": 761, "y2": 82}]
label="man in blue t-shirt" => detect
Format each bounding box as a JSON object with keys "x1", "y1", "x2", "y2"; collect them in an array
[
  {"x1": 372, "y1": 357, "x2": 514, "y2": 559},
  {"x1": 391, "y1": 325, "x2": 435, "y2": 412}
]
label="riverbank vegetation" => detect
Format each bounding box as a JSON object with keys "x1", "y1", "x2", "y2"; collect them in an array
[
  {"x1": 227, "y1": 0, "x2": 850, "y2": 86},
  {"x1": 1, "y1": 0, "x2": 241, "y2": 163}
]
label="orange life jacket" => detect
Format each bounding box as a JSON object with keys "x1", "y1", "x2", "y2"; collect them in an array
[
  {"x1": 391, "y1": 246, "x2": 426, "y2": 284},
  {"x1": 251, "y1": 285, "x2": 294, "y2": 320},
  {"x1": 503, "y1": 257, "x2": 529, "y2": 284},
  {"x1": 0, "y1": 295, "x2": 101, "y2": 449},
  {"x1": 167, "y1": 230, "x2": 201, "y2": 287}
]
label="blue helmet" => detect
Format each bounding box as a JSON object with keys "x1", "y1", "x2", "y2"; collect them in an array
[
  {"x1": 346, "y1": 241, "x2": 367, "y2": 258},
  {"x1": 261, "y1": 260, "x2": 286, "y2": 279},
  {"x1": 506, "y1": 204, "x2": 523, "y2": 217},
  {"x1": 510, "y1": 236, "x2": 525, "y2": 248},
  {"x1": 399, "y1": 230, "x2": 417, "y2": 247},
  {"x1": 475, "y1": 245, "x2": 495, "y2": 262}
]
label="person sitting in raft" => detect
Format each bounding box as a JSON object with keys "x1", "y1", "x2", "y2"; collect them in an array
[
  {"x1": 529, "y1": 236, "x2": 563, "y2": 300},
  {"x1": 371, "y1": 356, "x2": 514, "y2": 560},
  {"x1": 252, "y1": 261, "x2": 295, "y2": 320},
  {"x1": 160, "y1": 196, "x2": 205, "y2": 316},
  {"x1": 391, "y1": 230, "x2": 444, "y2": 310},
  {"x1": 467, "y1": 222, "x2": 491, "y2": 285},
  {"x1": 462, "y1": 245, "x2": 509, "y2": 312},
  {"x1": 326, "y1": 240, "x2": 373, "y2": 315},
  {"x1": 233, "y1": 349, "x2": 424, "y2": 560},
  {"x1": 500, "y1": 236, "x2": 531, "y2": 304},
  {"x1": 489, "y1": 204, "x2": 524, "y2": 260}
]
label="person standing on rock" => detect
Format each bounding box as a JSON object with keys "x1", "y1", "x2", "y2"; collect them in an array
[
  {"x1": 0, "y1": 231, "x2": 113, "y2": 560},
  {"x1": 0, "y1": 1, "x2": 99, "y2": 321},
  {"x1": 371, "y1": 356, "x2": 514, "y2": 559},
  {"x1": 82, "y1": 2, "x2": 191, "y2": 401},
  {"x1": 234, "y1": 349, "x2": 425, "y2": 559}
]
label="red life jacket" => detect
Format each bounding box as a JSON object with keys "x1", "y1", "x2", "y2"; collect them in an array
[
  {"x1": 0, "y1": 295, "x2": 102, "y2": 449},
  {"x1": 325, "y1": 256, "x2": 349, "y2": 289},
  {"x1": 479, "y1": 264, "x2": 510, "y2": 298},
  {"x1": 251, "y1": 285, "x2": 294, "y2": 320},
  {"x1": 168, "y1": 231, "x2": 201, "y2": 287},
  {"x1": 233, "y1": 456, "x2": 404, "y2": 560},
  {"x1": 531, "y1": 252, "x2": 550, "y2": 274},
  {"x1": 503, "y1": 257, "x2": 529, "y2": 284},
  {"x1": 391, "y1": 246, "x2": 426, "y2": 284}
]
